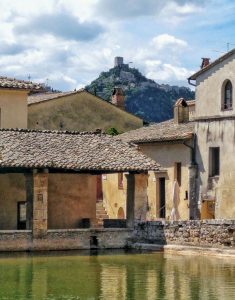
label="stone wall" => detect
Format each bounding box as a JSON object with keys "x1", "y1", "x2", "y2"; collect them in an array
[
  {"x1": 133, "y1": 220, "x2": 235, "y2": 248},
  {"x1": 0, "y1": 228, "x2": 132, "y2": 252}
]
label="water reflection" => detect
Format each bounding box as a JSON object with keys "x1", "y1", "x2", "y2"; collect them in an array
[{"x1": 0, "y1": 251, "x2": 234, "y2": 300}]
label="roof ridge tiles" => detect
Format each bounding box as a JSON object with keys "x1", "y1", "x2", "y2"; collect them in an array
[{"x1": 0, "y1": 128, "x2": 105, "y2": 136}]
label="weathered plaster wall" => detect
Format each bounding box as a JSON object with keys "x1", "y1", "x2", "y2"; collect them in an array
[
  {"x1": 48, "y1": 174, "x2": 96, "y2": 229},
  {"x1": 195, "y1": 53, "x2": 235, "y2": 118},
  {"x1": 133, "y1": 220, "x2": 235, "y2": 248},
  {"x1": 0, "y1": 173, "x2": 97, "y2": 230},
  {"x1": 0, "y1": 90, "x2": 28, "y2": 128},
  {"x1": 0, "y1": 174, "x2": 26, "y2": 230},
  {"x1": 103, "y1": 143, "x2": 191, "y2": 221},
  {"x1": 102, "y1": 173, "x2": 148, "y2": 221},
  {"x1": 195, "y1": 54, "x2": 235, "y2": 219},
  {"x1": 195, "y1": 119, "x2": 235, "y2": 219},
  {"x1": 140, "y1": 143, "x2": 191, "y2": 220},
  {"x1": 28, "y1": 92, "x2": 143, "y2": 133},
  {"x1": 102, "y1": 174, "x2": 127, "y2": 219}
]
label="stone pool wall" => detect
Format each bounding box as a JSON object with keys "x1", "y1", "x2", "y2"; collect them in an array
[
  {"x1": 0, "y1": 228, "x2": 132, "y2": 251},
  {"x1": 132, "y1": 220, "x2": 235, "y2": 248}
]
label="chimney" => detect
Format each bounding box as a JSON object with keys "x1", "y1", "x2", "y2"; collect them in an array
[
  {"x1": 200, "y1": 58, "x2": 210, "y2": 69},
  {"x1": 174, "y1": 98, "x2": 189, "y2": 124},
  {"x1": 111, "y1": 87, "x2": 125, "y2": 110}
]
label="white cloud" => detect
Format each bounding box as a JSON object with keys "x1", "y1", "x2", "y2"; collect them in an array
[
  {"x1": 0, "y1": 0, "x2": 209, "y2": 90},
  {"x1": 145, "y1": 60, "x2": 193, "y2": 82},
  {"x1": 151, "y1": 34, "x2": 188, "y2": 51}
]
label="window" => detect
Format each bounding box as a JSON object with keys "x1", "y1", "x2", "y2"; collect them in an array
[
  {"x1": 174, "y1": 162, "x2": 181, "y2": 186},
  {"x1": 118, "y1": 173, "x2": 124, "y2": 189},
  {"x1": 209, "y1": 147, "x2": 220, "y2": 177},
  {"x1": 222, "y1": 80, "x2": 233, "y2": 110}
]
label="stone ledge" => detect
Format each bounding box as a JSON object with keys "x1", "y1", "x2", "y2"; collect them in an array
[
  {"x1": 0, "y1": 230, "x2": 32, "y2": 233},
  {"x1": 163, "y1": 244, "x2": 235, "y2": 258},
  {"x1": 48, "y1": 228, "x2": 133, "y2": 233},
  {"x1": 130, "y1": 243, "x2": 235, "y2": 257}
]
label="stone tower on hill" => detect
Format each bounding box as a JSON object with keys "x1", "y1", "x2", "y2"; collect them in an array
[{"x1": 114, "y1": 57, "x2": 124, "y2": 67}]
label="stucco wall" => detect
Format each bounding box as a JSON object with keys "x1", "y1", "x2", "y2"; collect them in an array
[
  {"x1": 195, "y1": 53, "x2": 235, "y2": 118},
  {"x1": 195, "y1": 53, "x2": 235, "y2": 219},
  {"x1": 48, "y1": 174, "x2": 96, "y2": 229},
  {"x1": 0, "y1": 173, "x2": 97, "y2": 230},
  {"x1": 195, "y1": 119, "x2": 235, "y2": 219},
  {"x1": 102, "y1": 173, "x2": 148, "y2": 220},
  {"x1": 0, "y1": 174, "x2": 26, "y2": 230},
  {"x1": 140, "y1": 143, "x2": 191, "y2": 220},
  {"x1": 28, "y1": 91, "x2": 143, "y2": 133},
  {"x1": 102, "y1": 174, "x2": 127, "y2": 219},
  {"x1": 103, "y1": 143, "x2": 191, "y2": 221},
  {"x1": 0, "y1": 90, "x2": 28, "y2": 128}
]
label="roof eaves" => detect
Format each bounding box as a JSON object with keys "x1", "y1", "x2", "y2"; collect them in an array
[
  {"x1": 188, "y1": 48, "x2": 235, "y2": 80},
  {"x1": 130, "y1": 134, "x2": 193, "y2": 145},
  {"x1": 27, "y1": 89, "x2": 85, "y2": 105}
]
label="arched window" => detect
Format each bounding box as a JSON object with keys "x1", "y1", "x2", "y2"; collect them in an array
[{"x1": 223, "y1": 80, "x2": 233, "y2": 110}]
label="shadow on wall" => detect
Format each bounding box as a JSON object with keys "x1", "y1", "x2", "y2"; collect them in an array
[{"x1": 132, "y1": 221, "x2": 167, "y2": 245}]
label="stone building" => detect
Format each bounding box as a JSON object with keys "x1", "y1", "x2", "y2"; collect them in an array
[
  {"x1": 0, "y1": 127, "x2": 158, "y2": 251},
  {"x1": 105, "y1": 99, "x2": 195, "y2": 221},
  {"x1": 0, "y1": 76, "x2": 159, "y2": 251},
  {"x1": 0, "y1": 76, "x2": 43, "y2": 128},
  {"x1": 27, "y1": 87, "x2": 144, "y2": 225},
  {"x1": 188, "y1": 48, "x2": 235, "y2": 219}
]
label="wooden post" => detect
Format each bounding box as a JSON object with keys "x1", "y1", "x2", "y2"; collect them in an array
[{"x1": 125, "y1": 172, "x2": 135, "y2": 228}]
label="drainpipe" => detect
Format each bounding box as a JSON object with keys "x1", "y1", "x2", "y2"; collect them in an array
[
  {"x1": 183, "y1": 134, "x2": 196, "y2": 166},
  {"x1": 188, "y1": 78, "x2": 196, "y2": 87},
  {"x1": 183, "y1": 134, "x2": 199, "y2": 220}
]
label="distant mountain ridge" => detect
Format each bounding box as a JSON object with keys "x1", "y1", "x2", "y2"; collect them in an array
[{"x1": 86, "y1": 63, "x2": 194, "y2": 123}]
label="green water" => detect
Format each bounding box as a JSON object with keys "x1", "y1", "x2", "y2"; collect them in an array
[{"x1": 0, "y1": 250, "x2": 234, "y2": 300}]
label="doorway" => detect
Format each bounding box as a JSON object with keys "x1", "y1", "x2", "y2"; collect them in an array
[
  {"x1": 17, "y1": 201, "x2": 26, "y2": 230},
  {"x1": 159, "y1": 178, "x2": 166, "y2": 218}
]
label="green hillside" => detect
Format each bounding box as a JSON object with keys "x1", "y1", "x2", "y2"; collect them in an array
[{"x1": 86, "y1": 64, "x2": 194, "y2": 123}]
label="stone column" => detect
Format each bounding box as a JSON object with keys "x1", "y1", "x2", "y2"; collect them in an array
[
  {"x1": 33, "y1": 169, "x2": 48, "y2": 238},
  {"x1": 25, "y1": 173, "x2": 34, "y2": 230},
  {"x1": 134, "y1": 173, "x2": 149, "y2": 221},
  {"x1": 189, "y1": 165, "x2": 198, "y2": 220},
  {"x1": 25, "y1": 169, "x2": 48, "y2": 238},
  {"x1": 125, "y1": 173, "x2": 135, "y2": 228}
]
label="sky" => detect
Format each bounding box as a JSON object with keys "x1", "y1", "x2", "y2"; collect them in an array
[{"x1": 0, "y1": 0, "x2": 235, "y2": 91}]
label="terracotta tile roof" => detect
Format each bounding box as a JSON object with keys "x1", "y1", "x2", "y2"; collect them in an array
[
  {"x1": 27, "y1": 90, "x2": 83, "y2": 105},
  {"x1": 0, "y1": 77, "x2": 44, "y2": 91},
  {"x1": 0, "y1": 129, "x2": 160, "y2": 172},
  {"x1": 117, "y1": 119, "x2": 195, "y2": 144},
  {"x1": 188, "y1": 48, "x2": 235, "y2": 80}
]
